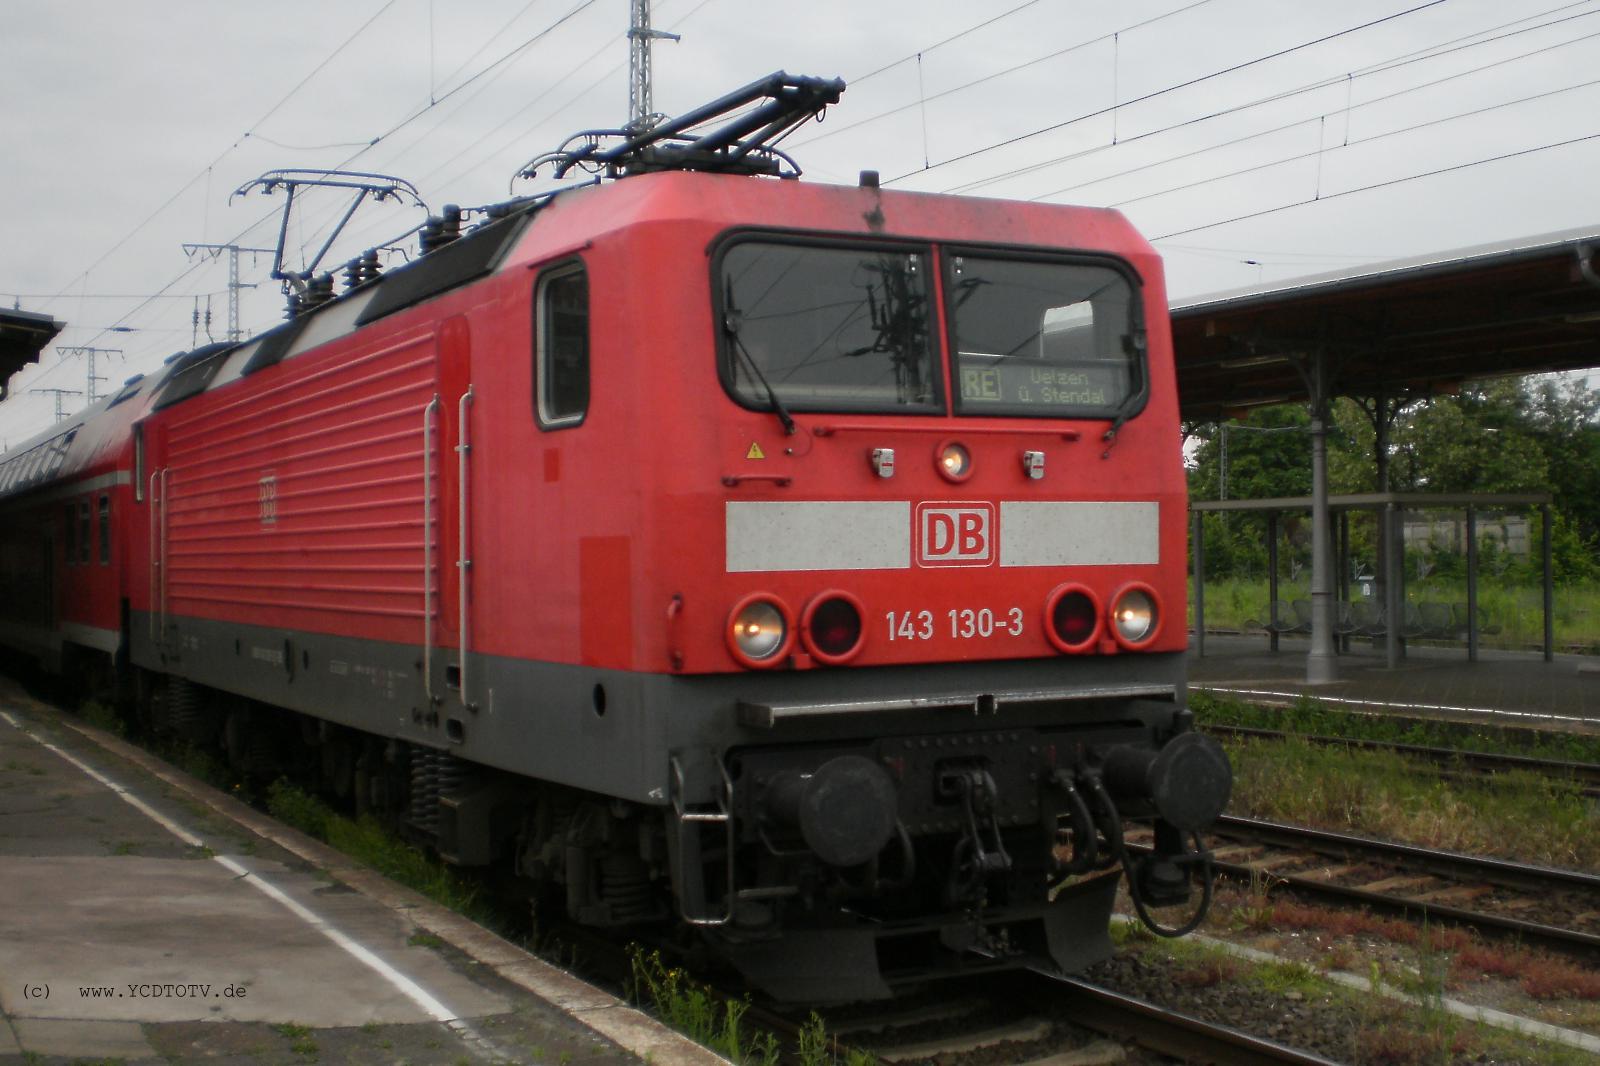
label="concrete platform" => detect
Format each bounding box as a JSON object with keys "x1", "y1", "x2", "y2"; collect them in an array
[
  {"x1": 1191, "y1": 632, "x2": 1600, "y2": 734},
  {"x1": 0, "y1": 684, "x2": 723, "y2": 1066}
]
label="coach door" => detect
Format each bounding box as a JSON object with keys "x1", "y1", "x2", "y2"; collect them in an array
[{"x1": 431, "y1": 315, "x2": 475, "y2": 717}]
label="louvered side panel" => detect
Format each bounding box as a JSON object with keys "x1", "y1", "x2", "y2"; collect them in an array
[{"x1": 162, "y1": 333, "x2": 438, "y2": 644}]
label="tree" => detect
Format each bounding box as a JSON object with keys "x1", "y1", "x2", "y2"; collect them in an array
[
  {"x1": 1388, "y1": 381, "x2": 1549, "y2": 495},
  {"x1": 1525, "y1": 377, "x2": 1600, "y2": 546},
  {"x1": 1187, "y1": 405, "x2": 1311, "y2": 502},
  {"x1": 1186, "y1": 375, "x2": 1600, "y2": 583}
]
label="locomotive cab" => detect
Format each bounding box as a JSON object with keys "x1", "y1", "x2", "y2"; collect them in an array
[{"x1": 551, "y1": 177, "x2": 1235, "y2": 997}]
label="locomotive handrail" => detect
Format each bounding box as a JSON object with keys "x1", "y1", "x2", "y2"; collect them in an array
[
  {"x1": 158, "y1": 468, "x2": 169, "y2": 648},
  {"x1": 456, "y1": 385, "x2": 474, "y2": 711},
  {"x1": 669, "y1": 755, "x2": 737, "y2": 927},
  {"x1": 148, "y1": 470, "x2": 162, "y2": 645},
  {"x1": 720, "y1": 474, "x2": 791, "y2": 488},
  {"x1": 422, "y1": 395, "x2": 440, "y2": 704}
]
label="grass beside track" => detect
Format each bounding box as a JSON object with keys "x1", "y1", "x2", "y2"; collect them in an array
[{"x1": 1193, "y1": 691, "x2": 1600, "y2": 870}]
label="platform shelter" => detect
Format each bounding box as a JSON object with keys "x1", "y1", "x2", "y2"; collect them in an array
[
  {"x1": 0, "y1": 306, "x2": 61, "y2": 401},
  {"x1": 1172, "y1": 226, "x2": 1600, "y2": 682},
  {"x1": 1190, "y1": 491, "x2": 1554, "y2": 669}
]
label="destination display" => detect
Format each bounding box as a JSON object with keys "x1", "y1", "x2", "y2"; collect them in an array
[{"x1": 957, "y1": 359, "x2": 1130, "y2": 409}]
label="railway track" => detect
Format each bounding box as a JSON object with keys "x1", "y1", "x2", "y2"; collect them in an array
[
  {"x1": 1202, "y1": 723, "x2": 1600, "y2": 797},
  {"x1": 798, "y1": 969, "x2": 1343, "y2": 1066},
  {"x1": 1194, "y1": 814, "x2": 1600, "y2": 957}
]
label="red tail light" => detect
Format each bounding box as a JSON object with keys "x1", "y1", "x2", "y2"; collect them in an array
[
  {"x1": 1045, "y1": 583, "x2": 1102, "y2": 653},
  {"x1": 802, "y1": 592, "x2": 865, "y2": 664}
]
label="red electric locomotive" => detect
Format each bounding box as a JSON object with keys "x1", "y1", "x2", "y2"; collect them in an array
[{"x1": 0, "y1": 74, "x2": 1228, "y2": 1000}]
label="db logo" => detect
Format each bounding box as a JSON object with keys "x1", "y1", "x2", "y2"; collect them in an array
[{"x1": 916, "y1": 503, "x2": 994, "y2": 567}]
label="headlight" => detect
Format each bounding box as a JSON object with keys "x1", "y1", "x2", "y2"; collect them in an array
[
  {"x1": 1110, "y1": 583, "x2": 1160, "y2": 648},
  {"x1": 935, "y1": 440, "x2": 972, "y2": 482},
  {"x1": 727, "y1": 595, "x2": 793, "y2": 667},
  {"x1": 802, "y1": 591, "x2": 865, "y2": 664},
  {"x1": 1045, "y1": 583, "x2": 1101, "y2": 653}
]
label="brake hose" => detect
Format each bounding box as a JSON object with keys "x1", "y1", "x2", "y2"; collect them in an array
[{"x1": 1083, "y1": 773, "x2": 1215, "y2": 939}]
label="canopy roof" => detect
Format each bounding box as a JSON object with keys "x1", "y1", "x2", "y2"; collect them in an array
[
  {"x1": 1170, "y1": 225, "x2": 1600, "y2": 421},
  {"x1": 0, "y1": 307, "x2": 62, "y2": 401}
]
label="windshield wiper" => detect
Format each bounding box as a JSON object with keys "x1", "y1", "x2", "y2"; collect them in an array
[
  {"x1": 1100, "y1": 330, "x2": 1147, "y2": 459},
  {"x1": 724, "y1": 308, "x2": 797, "y2": 436}
]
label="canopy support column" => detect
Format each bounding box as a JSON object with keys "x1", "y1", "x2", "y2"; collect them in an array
[
  {"x1": 1466, "y1": 507, "x2": 1479, "y2": 663},
  {"x1": 1305, "y1": 348, "x2": 1337, "y2": 684},
  {"x1": 1543, "y1": 503, "x2": 1554, "y2": 662},
  {"x1": 1193, "y1": 509, "x2": 1206, "y2": 657},
  {"x1": 1385, "y1": 503, "x2": 1402, "y2": 668}
]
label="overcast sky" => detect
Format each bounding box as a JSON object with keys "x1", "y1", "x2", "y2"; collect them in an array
[{"x1": 4, "y1": 0, "x2": 1599, "y2": 447}]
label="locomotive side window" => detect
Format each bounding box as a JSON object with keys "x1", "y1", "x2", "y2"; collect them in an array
[
  {"x1": 99, "y1": 495, "x2": 111, "y2": 565},
  {"x1": 947, "y1": 254, "x2": 1143, "y2": 418},
  {"x1": 64, "y1": 504, "x2": 76, "y2": 565},
  {"x1": 535, "y1": 263, "x2": 589, "y2": 428},
  {"x1": 78, "y1": 501, "x2": 90, "y2": 564},
  {"x1": 718, "y1": 241, "x2": 940, "y2": 413}
]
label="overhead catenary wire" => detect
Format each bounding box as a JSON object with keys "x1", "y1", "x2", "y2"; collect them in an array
[
  {"x1": 37, "y1": 2, "x2": 404, "y2": 309},
  {"x1": 789, "y1": 0, "x2": 1218, "y2": 151},
  {"x1": 284, "y1": 0, "x2": 610, "y2": 263},
  {"x1": 882, "y1": 0, "x2": 1455, "y2": 185},
  {"x1": 946, "y1": 0, "x2": 1600, "y2": 197},
  {"x1": 1106, "y1": 72, "x2": 1600, "y2": 211},
  {"x1": 1032, "y1": 21, "x2": 1600, "y2": 206},
  {"x1": 1149, "y1": 129, "x2": 1600, "y2": 240}
]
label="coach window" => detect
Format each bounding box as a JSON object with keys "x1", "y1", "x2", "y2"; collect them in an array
[
  {"x1": 64, "y1": 504, "x2": 76, "y2": 565},
  {"x1": 99, "y1": 495, "x2": 111, "y2": 565},
  {"x1": 78, "y1": 501, "x2": 91, "y2": 564},
  {"x1": 534, "y1": 263, "x2": 589, "y2": 428}
]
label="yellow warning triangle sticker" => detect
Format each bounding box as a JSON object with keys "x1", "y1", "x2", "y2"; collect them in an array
[{"x1": 746, "y1": 442, "x2": 766, "y2": 460}]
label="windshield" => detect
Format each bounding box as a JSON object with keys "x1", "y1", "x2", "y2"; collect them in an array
[
  {"x1": 947, "y1": 255, "x2": 1140, "y2": 417},
  {"x1": 720, "y1": 242, "x2": 939, "y2": 413}
]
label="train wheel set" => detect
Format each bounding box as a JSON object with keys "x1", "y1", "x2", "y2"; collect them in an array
[{"x1": 0, "y1": 72, "x2": 1229, "y2": 1002}]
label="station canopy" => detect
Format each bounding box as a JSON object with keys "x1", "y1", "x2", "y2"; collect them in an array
[
  {"x1": 1169, "y1": 224, "x2": 1600, "y2": 421},
  {"x1": 0, "y1": 307, "x2": 62, "y2": 402},
  {"x1": 1168, "y1": 225, "x2": 1600, "y2": 683}
]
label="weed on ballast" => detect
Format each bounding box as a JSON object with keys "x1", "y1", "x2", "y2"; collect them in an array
[
  {"x1": 627, "y1": 948, "x2": 874, "y2": 1066},
  {"x1": 263, "y1": 779, "x2": 490, "y2": 925}
]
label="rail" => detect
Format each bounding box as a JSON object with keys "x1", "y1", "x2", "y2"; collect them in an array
[
  {"x1": 1205, "y1": 723, "x2": 1600, "y2": 797},
  {"x1": 1039, "y1": 970, "x2": 1344, "y2": 1066},
  {"x1": 1205, "y1": 814, "x2": 1600, "y2": 957}
]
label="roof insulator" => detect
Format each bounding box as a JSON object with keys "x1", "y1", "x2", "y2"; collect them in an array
[
  {"x1": 302, "y1": 273, "x2": 336, "y2": 311},
  {"x1": 420, "y1": 204, "x2": 463, "y2": 255}
]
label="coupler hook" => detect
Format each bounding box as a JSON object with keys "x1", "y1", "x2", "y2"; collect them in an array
[{"x1": 945, "y1": 768, "x2": 1012, "y2": 901}]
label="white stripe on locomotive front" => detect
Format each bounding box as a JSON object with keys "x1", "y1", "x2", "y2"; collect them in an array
[
  {"x1": 724, "y1": 500, "x2": 1160, "y2": 572},
  {"x1": 999, "y1": 501, "x2": 1159, "y2": 567},
  {"x1": 726, "y1": 501, "x2": 911, "y2": 572}
]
